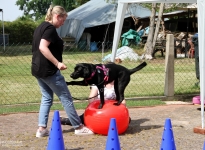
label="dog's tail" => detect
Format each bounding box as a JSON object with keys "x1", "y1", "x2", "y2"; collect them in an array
[{"x1": 129, "y1": 61, "x2": 147, "y2": 75}]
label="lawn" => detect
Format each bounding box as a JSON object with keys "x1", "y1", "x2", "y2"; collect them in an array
[{"x1": 0, "y1": 45, "x2": 200, "y2": 107}]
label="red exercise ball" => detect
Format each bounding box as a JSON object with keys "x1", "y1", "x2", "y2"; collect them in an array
[{"x1": 84, "y1": 100, "x2": 130, "y2": 135}]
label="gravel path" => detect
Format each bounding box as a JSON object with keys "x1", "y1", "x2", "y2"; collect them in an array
[{"x1": 0, "y1": 102, "x2": 204, "y2": 150}]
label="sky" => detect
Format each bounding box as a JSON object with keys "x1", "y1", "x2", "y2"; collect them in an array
[{"x1": 0, "y1": 0, "x2": 24, "y2": 21}]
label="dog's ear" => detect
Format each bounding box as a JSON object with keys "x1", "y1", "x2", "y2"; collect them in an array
[{"x1": 82, "y1": 64, "x2": 92, "y2": 78}]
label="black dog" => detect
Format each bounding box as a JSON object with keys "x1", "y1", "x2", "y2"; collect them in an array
[{"x1": 66, "y1": 62, "x2": 147, "y2": 109}]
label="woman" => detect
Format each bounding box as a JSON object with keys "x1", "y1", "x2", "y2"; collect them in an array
[
  {"x1": 60, "y1": 81, "x2": 129, "y2": 125},
  {"x1": 32, "y1": 5, "x2": 93, "y2": 137}
]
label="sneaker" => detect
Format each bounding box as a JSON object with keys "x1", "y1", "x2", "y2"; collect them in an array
[
  {"x1": 75, "y1": 126, "x2": 94, "y2": 135},
  {"x1": 36, "y1": 129, "x2": 49, "y2": 138}
]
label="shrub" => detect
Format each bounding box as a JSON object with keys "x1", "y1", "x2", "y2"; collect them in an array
[{"x1": 2, "y1": 20, "x2": 38, "y2": 44}]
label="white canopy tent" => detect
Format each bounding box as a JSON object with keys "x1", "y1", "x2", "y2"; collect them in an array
[
  {"x1": 111, "y1": 0, "x2": 205, "y2": 128},
  {"x1": 57, "y1": 0, "x2": 151, "y2": 42}
]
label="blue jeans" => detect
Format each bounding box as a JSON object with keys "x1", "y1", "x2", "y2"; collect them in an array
[{"x1": 36, "y1": 70, "x2": 82, "y2": 129}]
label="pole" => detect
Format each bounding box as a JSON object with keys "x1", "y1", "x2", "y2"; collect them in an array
[
  {"x1": 185, "y1": 8, "x2": 190, "y2": 58},
  {"x1": 2, "y1": 10, "x2": 5, "y2": 51},
  {"x1": 0, "y1": 9, "x2": 5, "y2": 51}
]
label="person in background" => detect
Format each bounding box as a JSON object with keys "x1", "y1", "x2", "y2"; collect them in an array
[
  {"x1": 60, "y1": 81, "x2": 130, "y2": 125},
  {"x1": 187, "y1": 38, "x2": 195, "y2": 58},
  {"x1": 31, "y1": 5, "x2": 93, "y2": 137}
]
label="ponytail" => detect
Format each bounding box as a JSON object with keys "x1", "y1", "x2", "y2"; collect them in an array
[{"x1": 45, "y1": 5, "x2": 53, "y2": 21}]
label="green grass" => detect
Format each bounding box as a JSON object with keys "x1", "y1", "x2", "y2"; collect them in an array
[
  {"x1": 0, "y1": 45, "x2": 200, "y2": 106},
  {"x1": 0, "y1": 99, "x2": 165, "y2": 115}
]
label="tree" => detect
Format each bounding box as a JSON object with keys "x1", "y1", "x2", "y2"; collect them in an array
[
  {"x1": 142, "y1": 3, "x2": 190, "y2": 60},
  {"x1": 52, "y1": 0, "x2": 73, "y2": 12},
  {"x1": 152, "y1": 3, "x2": 165, "y2": 52},
  {"x1": 16, "y1": 0, "x2": 90, "y2": 21},
  {"x1": 144, "y1": 3, "x2": 157, "y2": 60},
  {"x1": 16, "y1": 0, "x2": 51, "y2": 21},
  {"x1": 72, "y1": 0, "x2": 90, "y2": 9}
]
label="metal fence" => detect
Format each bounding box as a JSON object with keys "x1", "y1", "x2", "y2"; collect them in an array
[{"x1": 0, "y1": 41, "x2": 200, "y2": 107}]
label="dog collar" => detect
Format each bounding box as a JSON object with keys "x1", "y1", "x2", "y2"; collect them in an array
[{"x1": 85, "y1": 70, "x2": 96, "y2": 81}]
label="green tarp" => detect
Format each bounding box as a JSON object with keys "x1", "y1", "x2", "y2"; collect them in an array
[{"x1": 121, "y1": 29, "x2": 141, "y2": 46}]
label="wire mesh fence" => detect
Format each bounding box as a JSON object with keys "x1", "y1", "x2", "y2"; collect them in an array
[{"x1": 0, "y1": 41, "x2": 200, "y2": 107}]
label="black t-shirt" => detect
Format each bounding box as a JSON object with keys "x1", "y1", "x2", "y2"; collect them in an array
[{"x1": 31, "y1": 21, "x2": 64, "y2": 78}]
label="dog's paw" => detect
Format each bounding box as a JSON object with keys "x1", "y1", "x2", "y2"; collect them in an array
[
  {"x1": 98, "y1": 104, "x2": 103, "y2": 109},
  {"x1": 113, "y1": 102, "x2": 120, "y2": 106}
]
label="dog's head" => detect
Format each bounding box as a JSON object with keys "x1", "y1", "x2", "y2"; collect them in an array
[{"x1": 70, "y1": 63, "x2": 95, "y2": 79}]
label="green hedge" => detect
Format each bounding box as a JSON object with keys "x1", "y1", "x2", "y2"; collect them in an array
[{"x1": 2, "y1": 20, "x2": 39, "y2": 44}]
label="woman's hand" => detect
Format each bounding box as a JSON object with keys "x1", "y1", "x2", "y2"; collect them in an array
[{"x1": 57, "y1": 62, "x2": 67, "y2": 70}]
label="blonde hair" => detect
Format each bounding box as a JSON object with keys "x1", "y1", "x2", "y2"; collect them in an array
[{"x1": 45, "y1": 5, "x2": 67, "y2": 21}]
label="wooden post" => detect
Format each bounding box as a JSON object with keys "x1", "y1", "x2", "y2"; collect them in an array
[{"x1": 164, "y1": 34, "x2": 174, "y2": 98}]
